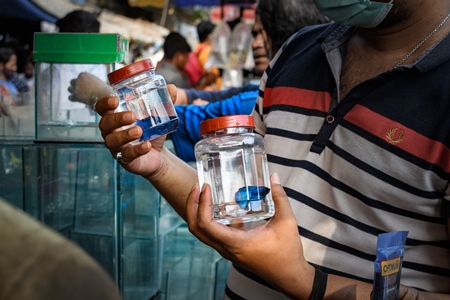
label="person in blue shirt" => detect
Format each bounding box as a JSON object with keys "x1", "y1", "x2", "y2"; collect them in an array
[{"x1": 171, "y1": 85, "x2": 259, "y2": 162}]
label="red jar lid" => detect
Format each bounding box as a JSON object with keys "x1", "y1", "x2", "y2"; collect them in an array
[
  {"x1": 200, "y1": 115, "x2": 255, "y2": 135},
  {"x1": 107, "y1": 58, "x2": 154, "y2": 85}
]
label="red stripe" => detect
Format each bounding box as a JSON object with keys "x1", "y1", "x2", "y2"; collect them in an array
[
  {"x1": 263, "y1": 87, "x2": 332, "y2": 112},
  {"x1": 345, "y1": 105, "x2": 450, "y2": 173}
]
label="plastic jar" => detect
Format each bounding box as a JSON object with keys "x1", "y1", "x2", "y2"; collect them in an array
[
  {"x1": 107, "y1": 58, "x2": 178, "y2": 142},
  {"x1": 194, "y1": 115, "x2": 274, "y2": 225}
]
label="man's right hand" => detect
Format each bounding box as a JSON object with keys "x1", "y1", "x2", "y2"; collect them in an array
[{"x1": 95, "y1": 84, "x2": 178, "y2": 177}]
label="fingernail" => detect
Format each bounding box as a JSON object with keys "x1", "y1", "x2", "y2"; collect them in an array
[
  {"x1": 271, "y1": 173, "x2": 281, "y2": 184},
  {"x1": 129, "y1": 126, "x2": 140, "y2": 137},
  {"x1": 141, "y1": 142, "x2": 150, "y2": 151},
  {"x1": 107, "y1": 97, "x2": 116, "y2": 106},
  {"x1": 191, "y1": 183, "x2": 198, "y2": 192},
  {"x1": 123, "y1": 112, "x2": 134, "y2": 122}
]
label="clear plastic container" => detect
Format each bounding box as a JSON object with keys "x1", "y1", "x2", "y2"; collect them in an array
[
  {"x1": 34, "y1": 33, "x2": 128, "y2": 142},
  {"x1": 195, "y1": 115, "x2": 274, "y2": 225},
  {"x1": 108, "y1": 59, "x2": 179, "y2": 142}
]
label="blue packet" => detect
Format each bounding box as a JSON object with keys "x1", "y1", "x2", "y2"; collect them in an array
[{"x1": 371, "y1": 231, "x2": 408, "y2": 300}]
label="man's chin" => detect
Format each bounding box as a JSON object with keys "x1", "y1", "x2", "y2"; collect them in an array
[
  {"x1": 254, "y1": 66, "x2": 268, "y2": 76},
  {"x1": 253, "y1": 59, "x2": 270, "y2": 75}
]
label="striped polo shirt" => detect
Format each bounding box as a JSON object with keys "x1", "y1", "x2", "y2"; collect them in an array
[{"x1": 224, "y1": 23, "x2": 450, "y2": 299}]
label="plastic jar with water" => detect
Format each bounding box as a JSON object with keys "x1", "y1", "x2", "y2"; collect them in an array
[
  {"x1": 107, "y1": 58, "x2": 178, "y2": 141},
  {"x1": 194, "y1": 115, "x2": 274, "y2": 225}
]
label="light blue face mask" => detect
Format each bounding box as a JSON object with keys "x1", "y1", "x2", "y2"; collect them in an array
[{"x1": 313, "y1": 0, "x2": 394, "y2": 28}]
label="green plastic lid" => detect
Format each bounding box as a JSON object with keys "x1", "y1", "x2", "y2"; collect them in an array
[{"x1": 33, "y1": 33, "x2": 129, "y2": 63}]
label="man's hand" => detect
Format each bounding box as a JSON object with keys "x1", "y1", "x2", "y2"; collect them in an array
[
  {"x1": 95, "y1": 84, "x2": 178, "y2": 177},
  {"x1": 186, "y1": 173, "x2": 315, "y2": 299}
]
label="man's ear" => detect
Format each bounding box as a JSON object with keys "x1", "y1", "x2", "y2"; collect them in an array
[
  {"x1": 173, "y1": 52, "x2": 182, "y2": 67},
  {"x1": 174, "y1": 52, "x2": 188, "y2": 68}
]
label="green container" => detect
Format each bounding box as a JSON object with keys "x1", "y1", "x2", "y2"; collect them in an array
[
  {"x1": 34, "y1": 33, "x2": 129, "y2": 63},
  {"x1": 33, "y1": 33, "x2": 129, "y2": 142}
]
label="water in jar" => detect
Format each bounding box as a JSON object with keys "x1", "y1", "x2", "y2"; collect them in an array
[
  {"x1": 115, "y1": 76, "x2": 178, "y2": 141},
  {"x1": 196, "y1": 135, "x2": 274, "y2": 225}
]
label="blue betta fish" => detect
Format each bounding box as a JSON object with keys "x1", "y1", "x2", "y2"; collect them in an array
[{"x1": 234, "y1": 186, "x2": 270, "y2": 209}]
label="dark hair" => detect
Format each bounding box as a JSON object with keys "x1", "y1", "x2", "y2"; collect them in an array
[
  {"x1": 163, "y1": 32, "x2": 191, "y2": 59},
  {"x1": 0, "y1": 47, "x2": 15, "y2": 64},
  {"x1": 256, "y1": 0, "x2": 330, "y2": 53},
  {"x1": 56, "y1": 10, "x2": 101, "y2": 33},
  {"x1": 197, "y1": 20, "x2": 215, "y2": 43}
]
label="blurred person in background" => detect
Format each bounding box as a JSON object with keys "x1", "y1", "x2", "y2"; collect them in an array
[
  {"x1": 0, "y1": 46, "x2": 29, "y2": 105},
  {"x1": 18, "y1": 58, "x2": 35, "y2": 91},
  {"x1": 156, "y1": 32, "x2": 192, "y2": 89},
  {"x1": 56, "y1": 9, "x2": 100, "y2": 33},
  {"x1": 157, "y1": 31, "x2": 218, "y2": 90},
  {"x1": 184, "y1": 20, "x2": 222, "y2": 90}
]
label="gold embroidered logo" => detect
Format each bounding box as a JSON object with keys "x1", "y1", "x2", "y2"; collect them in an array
[{"x1": 387, "y1": 128, "x2": 405, "y2": 144}]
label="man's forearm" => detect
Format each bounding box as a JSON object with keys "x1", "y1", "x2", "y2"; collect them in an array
[{"x1": 143, "y1": 148, "x2": 198, "y2": 221}]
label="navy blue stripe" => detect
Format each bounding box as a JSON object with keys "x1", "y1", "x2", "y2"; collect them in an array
[
  {"x1": 300, "y1": 225, "x2": 449, "y2": 277},
  {"x1": 442, "y1": 200, "x2": 450, "y2": 217},
  {"x1": 402, "y1": 261, "x2": 450, "y2": 278},
  {"x1": 295, "y1": 200, "x2": 449, "y2": 248},
  {"x1": 309, "y1": 262, "x2": 373, "y2": 284},
  {"x1": 289, "y1": 184, "x2": 450, "y2": 251},
  {"x1": 233, "y1": 264, "x2": 278, "y2": 290},
  {"x1": 266, "y1": 127, "x2": 316, "y2": 142},
  {"x1": 328, "y1": 141, "x2": 445, "y2": 200},
  {"x1": 270, "y1": 154, "x2": 447, "y2": 225},
  {"x1": 299, "y1": 225, "x2": 374, "y2": 260},
  {"x1": 258, "y1": 88, "x2": 264, "y2": 100},
  {"x1": 224, "y1": 285, "x2": 247, "y2": 300}
]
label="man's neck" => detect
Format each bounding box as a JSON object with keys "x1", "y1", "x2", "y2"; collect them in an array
[
  {"x1": 354, "y1": 2, "x2": 450, "y2": 56},
  {"x1": 339, "y1": 1, "x2": 450, "y2": 99}
]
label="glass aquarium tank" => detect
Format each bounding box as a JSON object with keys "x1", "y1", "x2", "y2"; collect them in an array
[
  {"x1": 0, "y1": 139, "x2": 230, "y2": 300},
  {"x1": 0, "y1": 91, "x2": 35, "y2": 140},
  {"x1": 33, "y1": 33, "x2": 128, "y2": 142},
  {"x1": 0, "y1": 142, "x2": 164, "y2": 299}
]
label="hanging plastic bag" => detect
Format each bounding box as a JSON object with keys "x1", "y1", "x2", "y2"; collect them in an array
[
  {"x1": 228, "y1": 21, "x2": 253, "y2": 69},
  {"x1": 243, "y1": 37, "x2": 255, "y2": 71},
  {"x1": 204, "y1": 21, "x2": 231, "y2": 70}
]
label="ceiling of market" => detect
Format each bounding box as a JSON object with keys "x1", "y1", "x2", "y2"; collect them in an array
[{"x1": 0, "y1": 0, "x2": 255, "y2": 46}]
